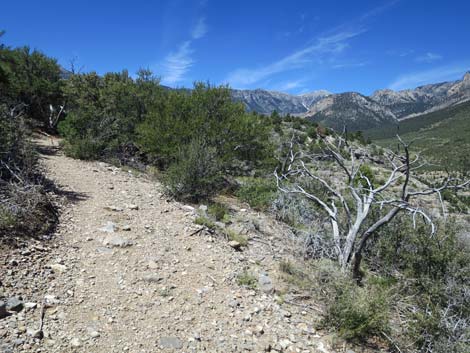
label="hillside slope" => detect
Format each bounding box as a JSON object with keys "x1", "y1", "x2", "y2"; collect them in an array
[
  {"x1": 302, "y1": 92, "x2": 397, "y2": 130},
  {"x1": 231, "y1": 72, "x2": 470, "y2": 132},
  {"x1": 368, "y1": 100, "x2": 470, "y2": 170}
]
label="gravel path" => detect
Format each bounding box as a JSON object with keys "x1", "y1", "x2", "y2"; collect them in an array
[{"x1": 1, "y1": 138, "x2": 336, "y2": 353}]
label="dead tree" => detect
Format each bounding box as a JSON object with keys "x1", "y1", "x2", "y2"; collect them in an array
[
  {"x1": 275, "y1": 134, "x2": 469, "y2": 279},
  {"x1": 48, "y1": 104, "x2": 65, "y2": 130}
]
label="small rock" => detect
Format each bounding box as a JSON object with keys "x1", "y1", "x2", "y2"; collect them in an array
[
  {"x1": 254, "y1": 325, "x2": 264, "y2": 336},
  {"x1": 147, "y1": 260, "x2": 159, "y2": 269},
  {"x1": 13, "y1": 339, "x2": 24, "y2": 346},
  {"x1": 159, "y1": 336, "x2": 183, "y2": 349},
  {"x1": 228, "y1": 240, "x2": 241, "y2": 250},
  {"x1": 0, "y1": 301, "x2": 10, "y2": 319},
  {"x1": 279, "y1": 339, "x2": 291, "y2": 350},
  {"x1": 215, "y1": 221, "x2": 226, "y2": 229},
  {"x1": 104, "y1": 206, "x2": 123, "y2": 212},
  {"x1": 258, "y1": 273, "x2": 274, "y2": 294},
  {"x1": 142, "y1": 275, "x2": 163, "y2": 283},
  {"x1": 99, "y1": 221, "x2": 117, "y2": 233},
  {"x1": 44, "y1": 295, "x2": 60, "y2": 305},
  {"x1": 70, "y1": 338, "x2": 81, "y2": 347},
  {"x1": 50, "y1": 263, "x2": 67, "y2": 273},
  {"x1": 281, "y1": 310, "x2": 292, "y2": 318},
  {"x1": 26, "y1": 328, "x2": 43, "y2": 339},
  {"x1": 121, "y1": 225, "x2": 131, "y2": 231},
  {"x1": 228, "y1": 299, "x2": 239, "y2": 308},
  {"x1": 96, "y1": 246, "x2": 113, "y2": 254},
  {"x1": 6, "y1": 297, "x2": 23, "y2": 312},
  {"x1": 102, "y1": 235, "x2": 133, "y2": 248},
  {"x1": 128, "y1": 204, "x2": 139, "y2": 210},
  {"x1": 24, "y1": 302, "x2": 37, "y2": 310}
]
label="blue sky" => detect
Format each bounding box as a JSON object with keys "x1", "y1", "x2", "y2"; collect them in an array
[{"x1": 1, "y1": 0, "x2": 469, "y2": 95}]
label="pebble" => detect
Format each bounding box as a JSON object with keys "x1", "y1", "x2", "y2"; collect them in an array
[
  {"x1": 228, "y1": 240, "x2": 241, "y2": 250},
  {"x1": 6, "y1": 297, "x2": 23, "y2": 312},
  {"x1": 102, "y1": 234, "x2": 133, "y2": 248},
  {"x1": 159, "y1": 336, "x2": 183, "y2": 349},
  {"x1": 0, "y1": 301, "x2": 9, "y2": 319},
  {"x1": 70, "y1": 337, "x2": 82, "y2": 347}
]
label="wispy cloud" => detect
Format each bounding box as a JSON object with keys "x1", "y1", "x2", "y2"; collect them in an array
[
  {"x1": 191, "y1": 17, "x2": 207, "y2": 39},
  {"x1": 225, "y1": 1, "x2": 399, "y2": 89},
  {"x1": 386, "y1": 49, "x2": 414, "y2": 57},
  {"x1": 225, "y1": 29, "x2": 365, "y2": 87},
  {"x1": 161, "y1": 41, "x2": 194, "y2": 85},
  {"x1": 331, "y1": 61, "x2": 368, "y2": 69},
  {"x1": 415, "y1": 52, "x2": 442, "y2": 63},
  {"x1": 275, "y1": 79, "x2": 307, "y2": 92},
  {"x1": 161, "y1": 16, "x2": 208, "y2": 85},
  {"x1": 389, "y1": 64, "x2": 469, "y2": 90}
]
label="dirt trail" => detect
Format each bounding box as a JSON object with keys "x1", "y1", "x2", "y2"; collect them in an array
[{"x1": 4, "y1": 138, "x2": 333, "y2": 352}]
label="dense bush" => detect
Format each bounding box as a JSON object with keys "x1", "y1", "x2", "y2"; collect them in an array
[
  {"x1": 0, "y1": 107, "x2": 56, "y2": 239},
  {"x1": 59, "y1": 70, "x2": 161, "y2": 160},
  {"x1": 208, "y1": 202, "x2": 230, "y2": 221},
  {"x1": 367, "y1": 218, "x2": 470, "y2": 352},
  {"x1": 59, "y1": 74, "x2": 274, "y2": 200},
  {"x1": 323, "y1": 274, "x2": 390, "y2": 341},
  {"x1": 138, "y1": 82, "x2": 273, "y2": 170},
  {"x1": 234, "y1": 177, "x2": 277, "y2": 210},
  {"x1": 163, "y1": 138, "x2": 222, "y2": 202},
  {"x1": 0, "y1": 34, "x2": 64, "y2": 129}
]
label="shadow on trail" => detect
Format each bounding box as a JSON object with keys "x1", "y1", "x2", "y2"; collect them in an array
[{"x1": 36, "y1": 143, "x2": 61, "y2": 156}]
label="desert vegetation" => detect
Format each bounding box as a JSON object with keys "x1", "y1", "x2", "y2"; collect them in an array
[
  {"x1": 0, "y1": 34, "x2": 61, "y2": 243},
  {"x1": 1, "y1": 32, "x2": 469, "y2": 352}
]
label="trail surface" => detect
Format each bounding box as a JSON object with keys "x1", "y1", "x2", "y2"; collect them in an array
[{"x1": 3, "y1": 138, "x2": 333, "y2": 352}]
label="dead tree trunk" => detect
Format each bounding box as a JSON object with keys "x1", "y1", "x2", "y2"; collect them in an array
[{"x1": 275, "y1": 134, "x2": 469, "y2": 278}]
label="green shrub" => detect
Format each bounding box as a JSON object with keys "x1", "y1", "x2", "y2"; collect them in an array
[
  {"x1": 61, "y1": 137, "x2": 105, "y2": 160},
  {"x1": 208, "y1": 202, "x2": 229, "y2": 221},
  {"x1": 353, "y1": 164, "x2": 376, "y2": 189},
  {"x1": 194, "y1": 216, "x2": 215, "y2": 229},
  {"x1": 236, "y1": 271, "x2": 257, "y2": 289},
  {"x1": 324, "y1": 279, "x2": 390, "y2": 341},
  {"x1": 225, "y1": 230, "x2": 248, "y2": 246},
  {"x1": 367, "y1": 218, "x2": 470, "y2": 352},
  {"x1": 235, "y1": 177, "x2": 277, "y2": 210},
  {"x1": 163, "y1": 138, "x2": 222, "y2": 202},
  {"x1": 306, "y1": 126, "x2": 318, "y2": 139},
  {"x1": 279, "y1": 260, "x2": 312, "y2": 289}
]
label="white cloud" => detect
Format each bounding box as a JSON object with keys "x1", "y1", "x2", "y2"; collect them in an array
[
  {"x1": 331, "y1": 61, "x2": 368, "y2": 69},
  {"x1": 225, "y1": 29, "x2": 365, "y2": 87},
  {"x1": 389, "y1": 64, "x2": 469, "y2": 90},
  {"x1": 415, "y1": 52, "x2": 443, "y2": 63},
  {"x1": 161, "y1": 41, "x2": 194, "y2": 85},
  {"x1": 276, "y1": 80, "x2": 307, "y2": 91},
  {"x1": 191, "y1": 17, "x2": 207, "y2": 39},
  {"x1": 160, "y1": 16, "x2": 208, "y2": 85}
]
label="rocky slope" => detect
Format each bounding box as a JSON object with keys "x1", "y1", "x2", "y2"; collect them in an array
[
  {"x1": 231, "y1": 89, "x2": 331, "y2": 115},
  {"x1": 371, "y1": 72, "x2": 470, "y2": 119},
  {"x1": 232, "y1": 72, "x2": 470, "y2": 131},
  {"x1": 301, "y1": 92, "x2": 397, "y2": 130}
]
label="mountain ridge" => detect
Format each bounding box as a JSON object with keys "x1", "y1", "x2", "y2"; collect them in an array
[{"x1": 231, "y1": 72, "x2": 470, "y2": 131}]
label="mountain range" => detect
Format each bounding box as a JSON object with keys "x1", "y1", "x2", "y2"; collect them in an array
[{"x1": 232, "y1": 72, "x2": 470, "y2": 131}]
